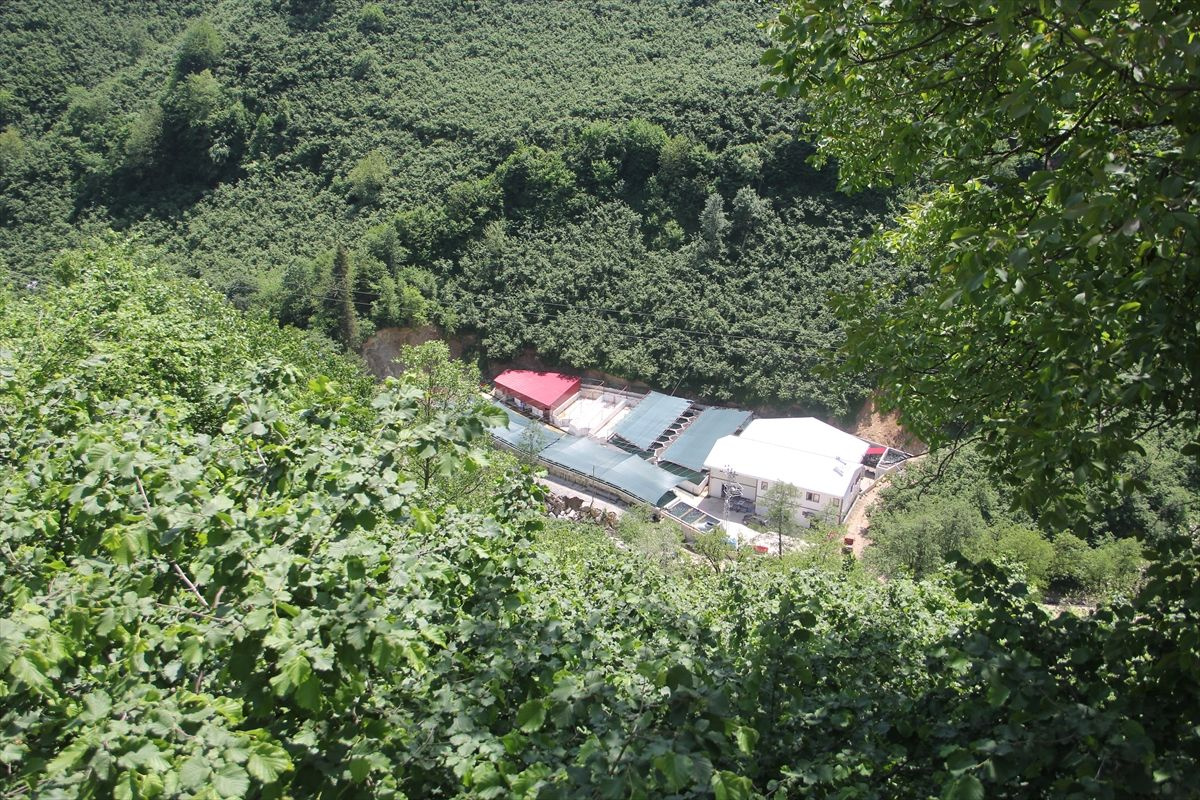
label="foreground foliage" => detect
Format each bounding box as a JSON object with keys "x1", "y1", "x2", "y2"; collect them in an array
[
  {"x1": 1, "y1": 247, "x2": 1198, "y2": 798},
  {"x1": 763, "y1": 0, "x2": 1200, "y2": 517}
]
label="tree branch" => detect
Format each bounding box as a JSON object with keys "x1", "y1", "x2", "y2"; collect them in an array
[{"x1": 172, "y1": 561, "x2": 210, "y2": 609}]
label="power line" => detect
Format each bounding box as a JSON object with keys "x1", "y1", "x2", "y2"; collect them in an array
[
  {"x1": 446, "y1": 300, "x2": 832, "y2": 349},
  {"x1": 299, "y1": 286, "x2": 826, "y2": 340},
  {"x1": 301, "y1": 293, "x2": 830, "y2": 350}
]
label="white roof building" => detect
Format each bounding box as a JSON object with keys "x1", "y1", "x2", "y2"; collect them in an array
[
  {"x1": 738, "y1": 418, "x2": 871, "y2": 464},
  {"x1": 702, "y1": 417, "x2": 870, "y2": 523}
]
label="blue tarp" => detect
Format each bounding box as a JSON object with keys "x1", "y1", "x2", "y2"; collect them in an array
[
  {"x1": 611, "y1": 391, "x2": 691, "y2": 451},
  {"x1": 659, "y1": 407, "x2": 753, "y2": 473}
]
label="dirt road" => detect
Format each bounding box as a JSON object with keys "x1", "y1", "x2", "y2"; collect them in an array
[{"x1": 842, "y1": 455, "x2": 927, "y2": 557}]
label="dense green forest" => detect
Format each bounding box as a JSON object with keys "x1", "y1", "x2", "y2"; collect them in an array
[
  {"x1": 2, "y1": 247, "x2": 1198, "y2": 798},
  {"x1": 0, "y1": 0, "x2": 905, "y2": 415},
  {"x1": 863, "y1": 440, "x2": 1199, "y2": 600}
]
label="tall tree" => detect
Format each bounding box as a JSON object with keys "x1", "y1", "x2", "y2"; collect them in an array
[
  {"x1": 330, "y1": 244, "x2": 357, "y2": 347},
  {"x1": 763, "y1": 1, "x2": 1200, "y2": 522},
  {"x1": 762, "y1": 482, "x2": 801, "y2": 558},
  {"x1": 345, "y1": 149, "x2": 389, "y2": 204},
  {"x1": 395, "y1": 340, "x2": 498, "y2": 492},
  {"x1": 515, "y1": 420, "x2": 548, "y2": 466},
  {"x1": 699, "y1": 192, "x2": 729, "y2": 255},
  {"x1": 173, "y1": 19, "x2": 223, "y2": 77}
]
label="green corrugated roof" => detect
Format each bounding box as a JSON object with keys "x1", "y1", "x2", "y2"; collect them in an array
[
  {"x1": 659, "y1": 408, "x2": 752, "y2": 473},
  {"x1": 538, "y1": 434, "x2": 684, "y2": 506},
  {"x1": 600, "y1": 456, "x2": 685, "y2": 506},
  {"x1": 611, "y1": 391, "x2": 691, "y2": 450},
  {"x1": 540, "y1": 436, "x2": 630, "y2": 476},
  {"x1": 488, "y1": 405, "x2": 566, "y2": 452}
]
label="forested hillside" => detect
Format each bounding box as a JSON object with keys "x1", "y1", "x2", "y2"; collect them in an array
[
  {"x1": 0, "y1": 0, "x2": 905, "y2": 415},
  {"x1": 2, "y1": 246, "x2": 1198, "y2": 798}
]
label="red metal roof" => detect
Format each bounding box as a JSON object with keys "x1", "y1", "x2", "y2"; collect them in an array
[
  {"x1": 865, "y1": 445, "x2": 887, "y2": 455},
  {"x1": 494, "y1": 370, "x2": 580, "y2": 411}
]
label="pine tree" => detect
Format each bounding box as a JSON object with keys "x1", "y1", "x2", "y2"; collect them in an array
[
  {"x1": 331, "y1": 244, "x2": 358, "y2": 347},
  {"x1": 699, "y1": 193, "x2": 729, "y2": 255}
]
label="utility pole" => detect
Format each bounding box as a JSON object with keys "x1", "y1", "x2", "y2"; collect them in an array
[{"x1": 722, "y1": 465, "x2": 740, "y2": 547}]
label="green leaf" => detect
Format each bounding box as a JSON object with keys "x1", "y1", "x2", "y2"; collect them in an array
[
  {"x1": 731, "y1": 724, "x2": 759, "y2": 755},
  {"x1": 654, "y1": 752, "x2": 693, "y2": 792},
  {"x1": 419, "y1": 625, "x2": 447, "y2": 648},
  {"x1": 9, "y1": 655, "x2": 51, "y2": 695},
  {"x1": 349, "y1": 756, "x2": 371, "y2": 783},
  {"x1": 294, "y1": 674, "x2": 322, "y2": 712},
  {"x1": 943, "y1": 773, "x2": 985, "y2": 800},
  {"x1": 113, "y1": 771, "x2": 136, "y2": 800},
  {"x1": 665, "y1": 663, "x2": 693, "y2": 690},
  {"x1": 181, "y1": 636, "x2": 204, "y2": 667},
  {"x1": 945, "y1": 748, "x2": 977, "y2": 774},
  {"x1": 178, "y1": 756, "x2": 211, "y2": 790},
  {"x1": 140, "y1": 771, "x2": 165, "y2": 798},
  {"x1": 712, "y1": 770, "x2": 755, "y2": 800},
  {"x1": 246, "y1": 741, "x2": 292, "y2": 784},
  {"x1": 131, "y1": 743, "x2": 171, "y2": 771},
  {"x1": 82, "y1": 691, "x2": 112, "y2": 721},
  {"x1": 212, "y1": 763, "x2": 250, "y2": 798},
  {"x1": 515, "y1": 699, "x2": 546, "y2": 733},
  {"x1": 46, "y1": 736, "x2": 93, "y2": 775},
  {"x1": 271, "y1": 654, "x2": 312, "y2": 697}
]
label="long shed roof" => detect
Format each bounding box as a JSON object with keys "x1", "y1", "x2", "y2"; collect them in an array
[
  {"x1": 610, "y1": 391, "x2": 691, "y2": 450},
  {"x1": 539, "y1": 434, "x2": 684, "y2": 506},
  {"x1": 704, "y1": 436, "x2": 859, "y2": 498},
  {"x1": 739, "y1": 418, "x2": 870, "y2": 464},
  {"x1": 540, "y1": 436, "x2": 630, "y2": 476},
  {"x1": 658, "y1": 407, "x2": 752, "y2": 473},
  {"x1": 601, "y1": 457, "x2": 685, "y2": 506},
  {"x1": 487, "y1": 406, "x2": 564, "y2": 451},
  {"x1": 703, "y1": 418, "x2": 870, "y2": 499}
]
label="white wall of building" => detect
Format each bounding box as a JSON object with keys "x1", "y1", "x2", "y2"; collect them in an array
[{"x1": 707, "y1": 465, "x2": 862, "y2": 524}]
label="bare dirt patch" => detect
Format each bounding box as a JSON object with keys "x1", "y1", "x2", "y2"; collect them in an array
[
  {"x1": 360, "y1": 326, "x2": 477, "y2": 378},
  {"x1": 852, "y1": 394, "x2": 925, "y2": 452},
  {"x1": 842, "y1": 477, "x2": 886, "y2": 556}
]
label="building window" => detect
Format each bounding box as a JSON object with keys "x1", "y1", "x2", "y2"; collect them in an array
[
  {"x1": 760, "y1": 481, "x2": 769, "y2": 490},
  {"x1": 832, "y1": 498, "x2": 841, "y2": 508},
  {"x1": 806, "y1": 491, "x2": 820, "y2": 503}
]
